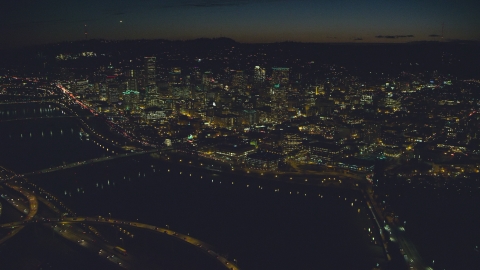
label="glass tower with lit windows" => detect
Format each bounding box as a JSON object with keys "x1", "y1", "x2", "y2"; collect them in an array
[{"x1": 271, "y1": 67, "x2": 289, "y2": 87}]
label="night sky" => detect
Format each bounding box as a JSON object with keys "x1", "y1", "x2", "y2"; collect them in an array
[{"x1": 1, "y1": 0, "x2": 479, "y2": 48}]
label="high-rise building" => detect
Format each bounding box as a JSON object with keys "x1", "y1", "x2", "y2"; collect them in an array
[
  {"x1": 107, "y1": 84, "x2": 120, "y2": 103},
  {"x1": 281, "y1": 131, "x2": 303, "y2": 155},
  {"x1": 99, "y1": 84, "x2": 107, "y2": 101},
  {"x1": 73, "y1": 80, "x2": 89, "y2": 95},
  {"x1": 253, "y1": 66, "x2": 265, "y2": 86},
  {"x1": 144, "y1": 57, "x2": 156, "y2": 86},
  {"x1": 383, "y1": 92, "x2": 401, "y2": 111},
  {"x1": 315, "y1": 85, "x2": 325, "y2": 95},
  {"x1": 202, "y1": 71, "x2": 213, "y2": 89},
  {"x1": 171, "y1": 85, "x2": 191, "y2": 99},
  {"x1": 270, "y1": 87, "x2": 288, "y2": 123},
  {"x1": 169, "y1": 67, "x2": 182, "y2": 85},
  {"x1": 271, "y1": 67, "x2": 289, "y2": 87},
  {"x1": 126, "y1": 69, "x2": 136, "y2": 78},
  {"x1": 123, "y1": 90, "x2": 140, "y2": 111},
  {"x1": 127, "y1": 78, "x2": 137, "y2": 92},
  {"x1": 231, "y1": 70, "x2": 246, "y2": 90},
  {"x1": 171, "y1": 67, "x2": 181, "y2": 75},
  {"x1": 242, "y1": 109, "x2": 258, "y2": 126},
  {"x1": 144, "y1": 57, "x2": 159, "y2": 107},
  {"x1": 145, "y1": 89, "x2": 160, "y2": 107}
]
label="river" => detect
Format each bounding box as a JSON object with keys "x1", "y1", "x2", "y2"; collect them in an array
[{"x1": 1, "y1": 103, "x2": 384, "y2": 270}]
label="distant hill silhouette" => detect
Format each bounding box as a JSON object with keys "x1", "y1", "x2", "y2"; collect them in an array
[{"x1": 0, "y1": 37, "x2": 479, "y2": 78}]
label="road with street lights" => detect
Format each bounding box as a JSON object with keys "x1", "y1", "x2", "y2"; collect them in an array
[{"x1": 0, "y1": 173, "x2": 239, "y2": 270}]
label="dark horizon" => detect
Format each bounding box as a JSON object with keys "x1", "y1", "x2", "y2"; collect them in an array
[
  {"x1": 2, "y1": 36, "x2": 479, "y2": 52},
  {"x1": 1, "y1": 0, "x2": 479, "y2": 50}
]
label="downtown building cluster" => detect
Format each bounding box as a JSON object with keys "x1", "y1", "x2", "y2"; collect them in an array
[{"x1": 2, "y1": 41, "x2": 479, "y2": 193}]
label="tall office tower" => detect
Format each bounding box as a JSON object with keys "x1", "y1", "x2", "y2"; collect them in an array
[
  {"x1": 144, "y1": 57, "x2": 156, "y2": 85},
  {"x1": 315, "y1": 85, "x2": 325, "y2": 95},
  {"x1": 270, "y1": 87, "x2": 288, "y2": 123},
  {"x1": 106, "y1": 62, "x2": 115, "y2": 76},
  {"x1": 169, "y1": 67, "x2": 182, "y2": 85},
  {"x1": 383, "y1": 92, "x2": 401, "y2": 111},
  {"x1": 253, "y1": 66, "x2": 265, "y2": 86},
  {"x1": 99, "y1": 84, "x2": 108, "y2": 101},
  {"x1": 171, "y1": 85, "x2": 191, "y2": 99},
  {"x1": 107, "y1": 84, "x2": 119, "y2": 103},
  {"x1": 183, "y1": 75, "x2": 191, "y2": 85},
  {"x1": 242, "y1": 109, "x2": 258, "y2": 126},
  {"x1": 281, "y1": 130, "x2": 303, "y2": 155},
  {"x1": 123, "y1": 90, "x2": 140, "y2": 111},
  {"x1": 145, "y1": 90, "x2": 160, "y2": 107},
  {"x1": 193, "y1": 68, "x2": 202, "y2": 83},
  {"x1": 231, "y1": 70, "x2": 246, "y2": 90},
  {"x1": 202, "y1": 71, "x2": 213, "y2": 89},
  {"x1": 106, "y1": 75, "x2": 116, "y2": 83},
  {"x1": 127, "y1": 78, "x2": 137, "y2": 92},
  {"x1": 73, "y1": 80, "x2": 89, "y2": 95},
  {"x1": 271, "y1": 67, "x2": 289, "y2": 87},
  {"x1": 144, "y1": 56, "x2": 159, "y2": 107},
  {"x1": 171, "y1": 67, "x2": 181, "y2": 75},
  {"x1": 126, "y1": 69, "x2": 136, "y2": 78},
  {"x1": 93, "y1": 83, "x2": 100, "y2": 96},
  {"x1": 315, "y1": 98, "x2": 335, "y2": 116}
]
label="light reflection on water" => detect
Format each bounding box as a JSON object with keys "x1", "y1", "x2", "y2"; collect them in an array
[{"x1": 1, "y1": 103, "x2": 380, "y2": 270}]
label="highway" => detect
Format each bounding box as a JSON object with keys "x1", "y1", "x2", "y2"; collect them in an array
[
  {"x1": 1, "y1": 216, "x2": 239, "y2": 270},
  {"x1": 0, "y1": 226, "x2": 24, "y2": 246},
  {"x1": 0, "y1": 175, "x2": 239, "y2": 270},
  {"x1": 0, "y1": 181, "x2": 131, "y2": 268},
  {"x1": 54, "y1": 217, "x2": 239, "y2": 270},
  {"x1": 5, "y1": 184, "x2": 38, "y2": 221},
  {"x1": 366, "y1": 189, "x2": 429, "y2": 270},
  {"x1": 0, "y1": 183, "x2": 38, "y2": 245},
  {"x1": 3, "y1": 185, "x2": 132, "y2": 268},
  {"x1": 48, "y1": 221, "x2": 131, "y2": 268},
  {"x1": 389, "y1": 225, "x2": 429, "y2": 270}
]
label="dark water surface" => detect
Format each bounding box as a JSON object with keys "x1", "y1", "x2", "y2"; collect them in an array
[{"x1": 1, "y1": 103, "x2": 383, "y2": 269}]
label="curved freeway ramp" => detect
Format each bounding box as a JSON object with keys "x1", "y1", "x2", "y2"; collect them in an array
[
  {"x1": 0, "y1": 184, "x2": 38, "y2": 245},
  {"x1": 1, "y1": 216, "x2": 239, "y2": 270},
  {"x1": 60, "y1": 217, "x2": 239, "y2": 270}
]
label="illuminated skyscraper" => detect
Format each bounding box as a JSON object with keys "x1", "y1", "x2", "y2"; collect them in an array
[
  {"x1": 270, "y1": 87, "x2": 288, "y2": 123},
  {"x1": 144, "y1": 57, "x2": 156, "y2": 85},
  {"x1": 281, "y1": 130, "x2": 303, "y2": 155},
  {"x1": 169, "y1": 67, "x2": 182, "y2": 85},
  {"x1": 123, "y1": 90, "x2": 140, "y2": 111},
  {"x1": 107, "y1": 84, "x2": 119, "y2": 103},
  {"x1": 253, "y1": 66, "x2": 265, "y2": 86},
  {"x1": 171, "y1": 85, "x2": 191, "y2": 99},
  {"x1": 126, "y1": 78, "x2": 137, "y2": 92},
  {"x1": 231, "y1": 70, "x2": 246, "y2": 90},
  {"x1": 126, "y1": 69, "x2": 136, "y2": 78},
  {"x1": 171, "y1": 67, "x2": 181, "y2": 73},
  {"x1": 271, "y1": 67, "x2": 289, "y2": 87},
  {"x1": 202, "y1": 71, "x2": 213, "y2": 89},
  {"x1": 99, "y1": 84, "x2": 107, "y2": 101},
  {"x1": 144, "y1": 56, "x2": 159, "y2": 107},
  {"x1": 73, "y1": 80, "x2": 89, "y2": 95}
]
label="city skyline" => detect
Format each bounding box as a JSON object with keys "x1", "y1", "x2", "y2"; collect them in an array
[
  {"x1": 1, "y1": 34, "x2": 480, "y2": 269},
  {"x1": 1, "y1": 0, "x2": 479, "y2": 49}
]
